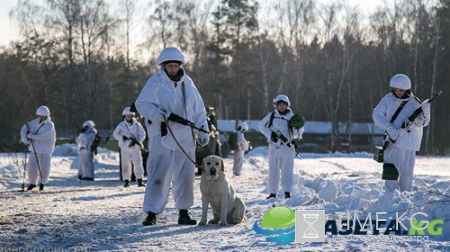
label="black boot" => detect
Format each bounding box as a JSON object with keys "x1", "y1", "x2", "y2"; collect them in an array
[
  {"x1": 178, "y1": 209, "x2": 197, "y2": 225},
  {"x1": 266, "y1": 193, "x2": 276, "y2": 199},
  {"x1": 284, "y1": 192, "x2": 291, "y2": 199},
  {"x1": 123, "y1": 180, "x2": 130, "y2": 188},
  {"x1": 137, "y1": 179, "x2": 145, "y2": 187},
  {"x1": 39, "y1": 184, "x2": 44, "y2": 191},
  {"x1": 27, "y1": 184, "x2": 36, "y2": 191},
  {"x1": 142, "y1": 212, "x2": 157, "y2": 226}
]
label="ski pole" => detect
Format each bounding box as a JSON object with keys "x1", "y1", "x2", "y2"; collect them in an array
[
  {"x1": 21, "y1": 148, "x2": 28, "y2": 192},
  {"x1": 26, "y1": 123, "x2": 43, "y2": 186}
]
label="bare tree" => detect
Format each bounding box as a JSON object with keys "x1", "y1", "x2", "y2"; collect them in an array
[
  {"x1": 425, "y1": 8, "x2": 441, "y2": 154},
  {"x1": 273, "y1": 0, "x2": 314, "y2": 96},
  {"x1": 317, "y1": 2, "x2": 346, "y2": 139},
  {"x1": 44, "y1": 0, "x2": 82, "y2": 132},
  {"x1": 206, "y1": 5, "x2": 230, "y2": 119},
  {"x1": 11, "y1": 0, "x2": 49, "y2": 104},
  {"x1": 151, "y1": 0, "x2": 174, "y2": 48},
  {"x1": 292, "y1": 0, "x2": 315, "y2": 111},
  {"x1": 181, "y1": 0, "x2": 214, "y2": 91},
  {"x1": 254, "y1": 29, "x2": 278, "y2": 114},
  {"x1": 342, "y1": 6, "x2": 362, "y2": 140},
  {"x1": 119, "y1": 0, "x2": 140, "y2": 69}
]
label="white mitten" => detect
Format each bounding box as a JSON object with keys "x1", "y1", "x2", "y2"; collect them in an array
[
  {"x1": 421, "y1": 99, "x2": 431, "y2": 117},
  {"x1": 197, "y1": 132, "x2": 210, "y2": 147},
  {"x1": 386, "y1": 125, "x2": 399, "y2": 141},
  {"x1": 158, "y1": 109, "x2": 170, "y2": 120}
]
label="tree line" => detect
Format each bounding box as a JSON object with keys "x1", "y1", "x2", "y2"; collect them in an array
[{"x1": 1, "y1": 0, "x2": 449, "y2": 154}]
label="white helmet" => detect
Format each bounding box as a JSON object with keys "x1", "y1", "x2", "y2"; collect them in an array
[
  {"x1": 389, "y1": 74, "x2": 411, "y2": 90},
  {"x1": 157, "y1": 46, "x2": 186, "y2": 65},
  {"x1": 83, "y1": 120, "x2": 95, "y2": 129},
  {"x1": 122, "y1": 107, "x2": 135, "y2": 116},
  {"x1": 273, "y1": 94, "x2": 291, "y2": 108},
  {"x1": 36, "y1": 105, "x2": 50, "y2": 116},
  {"x1": 239, "y1": 122, "x2": 249, "y2": 132}
]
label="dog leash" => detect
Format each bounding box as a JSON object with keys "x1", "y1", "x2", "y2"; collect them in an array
[{"x1": 163, "y1": 115, "x2": 202, "y2": 169}]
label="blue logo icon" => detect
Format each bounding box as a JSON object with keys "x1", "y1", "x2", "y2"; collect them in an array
[{"x1": 253, "y1": 206, "x2": 296, "y2": 245}]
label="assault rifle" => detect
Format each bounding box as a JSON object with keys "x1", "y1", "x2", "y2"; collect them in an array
[
  {"x1": 401, "y1": 90, "x2": 443, "y2": 129},
  {"x1": 271, "y1": 129, "x2": 300, "y2": 158},
  {"x1": 167, "y1": 113, "x2": 209, "y2": 134},
  {"x1": 122, "y1": 135, "x2": 145, "y2": 150}
]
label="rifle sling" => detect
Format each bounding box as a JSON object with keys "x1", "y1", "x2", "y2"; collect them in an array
[
  {"x1": 181, "y1": 82, "x2": 196, "y2": 142},
  {"x1": 124, "y1": 122, "x2": 139, "y2": 142},
  {"x1": 384, "y1": 100, "x2": 408, "y2": 148},
  {"x1": 390, "y1": 100, "x2": 408, "y2": 123}
]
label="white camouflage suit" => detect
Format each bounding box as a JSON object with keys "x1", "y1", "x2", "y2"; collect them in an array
[
  {"x1": 20, "y1": 117, "x2": 56, "y2": 186},
  {"x1": 113, "y1": 117, "x2": 146, "y2": 180},
  {"x1": 233, "y1": 124, "x2": 249, "y2": 176},
  {"x1": 76, "y1": 124, "x2": 97, "y2": 179},
  {"x1": 259, "y1": 109, "x2": 304, "y2": 195},
  {"x1": 373, "y1": 92, "x2": 430, "y2": 192},
  {"x1": 136, "y1": 67, "x2": 209, "y2": 214}
]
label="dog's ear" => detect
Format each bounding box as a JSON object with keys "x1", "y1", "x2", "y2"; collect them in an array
[
  {"x1": 220, "y1": 158, "x2": 224, "y2": 172},
  {"x1": 201, "y1": 158, "x2": 206, "y2": 172}
]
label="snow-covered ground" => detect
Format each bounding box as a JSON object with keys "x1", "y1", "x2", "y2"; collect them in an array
[{"x1": 1, "y1": 144, "x2": 449, "y2": 251}]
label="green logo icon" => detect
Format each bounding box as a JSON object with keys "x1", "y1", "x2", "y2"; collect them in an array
[
  {"x1": 261, "y1": 206, "x2": 296, "y2": 229},
  {"x1": 254, "y1": 206, "x2": 296, "y2": 245}
]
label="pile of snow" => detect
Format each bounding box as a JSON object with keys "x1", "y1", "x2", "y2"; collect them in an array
[
  {"x1": 0, "y1": 144, "x2": 449, "y2": 251},
  {"x1": 53, "y1": 143, "x2": 79, "y2": 157}
]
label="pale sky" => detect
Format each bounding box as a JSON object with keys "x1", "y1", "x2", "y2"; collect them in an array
[
  {"x1": 0, "y1": 0, "x2": 19, "y2": 47},
  {"x1": 0, "y1": 0, "x2": 382, "y2": 48}
]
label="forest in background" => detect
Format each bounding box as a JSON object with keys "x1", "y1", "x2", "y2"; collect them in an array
[{"x1": 0, "y1": 0, "x2": 449, "y2": 154}]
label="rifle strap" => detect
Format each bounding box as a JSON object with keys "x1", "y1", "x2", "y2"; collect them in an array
[
  {"x1": 124, "y1": 121, "x2": 138, "y2": 140},
  {"x1": 267, "y1": 112, "x2": 294, "y2": 143},
  {"x1": 182, "y1": 82, "x2": 196, "y2": 142},
  {"x1": 164, "y1": 116, "x2": 200, "y2": 169},
  {"x1": 27, "y1": 121, "x2": 45, "y2": 135},
  {"x1": 383, "y1": 100, "x2": 408, "y2": 148},
  {"x1": 390, "y1": 100, "x2": 408, "y2": 123},
  {"x1": 266, "y1": 112, "x2": 275, "y2": 128}
]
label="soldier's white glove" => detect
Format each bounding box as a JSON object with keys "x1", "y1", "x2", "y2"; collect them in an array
[
  {"x1": 421, "y1": 99, "x2": 431, "y2": 117},
  {"x1": 118, "y1": 139, "x2": 125, "y2": 147},
  {"x1": 197, "y1": 132, "x2": 210, "y2": 147},
  {"x1": 158, "y1": 109, "x2": 170, "y2": 120},
  {"x1": 27, "y1": 133, "x2": 36, "y2": 140},
  {"x1": 22, "y1": 139, "x2": 30, "y2": 146},
  {"x1": 386, "y1": 125, "x2": 399, "y2": 141}
]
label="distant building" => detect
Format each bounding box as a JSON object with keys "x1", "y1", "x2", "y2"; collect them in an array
[{"x1": 217, "y1": 120, "x2": 384, "y2": 153}]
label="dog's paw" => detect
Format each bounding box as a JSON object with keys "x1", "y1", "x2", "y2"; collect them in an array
[
  {"x1": 198, "y1": 220, "x2": 207, "y2": 226},
  {"x1": 219, "y1": 221, "x2": 227, "y2": 226}
]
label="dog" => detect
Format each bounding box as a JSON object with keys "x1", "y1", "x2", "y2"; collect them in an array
[{"x1": 198, "y1": 155, "x2": 246, "y2": 226}]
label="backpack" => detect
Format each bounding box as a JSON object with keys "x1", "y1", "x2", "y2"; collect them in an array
[
  {"x1": 91, "y1": 133, "x2": 102, "y2": 154},
  {"x1": 228, "y1": 132, "x2": 238, "y2": 150}
]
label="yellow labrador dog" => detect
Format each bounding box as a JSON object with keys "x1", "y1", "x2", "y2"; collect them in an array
[{"x1": 198, "y1": 155, "x2": 245, "y2": 226}]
